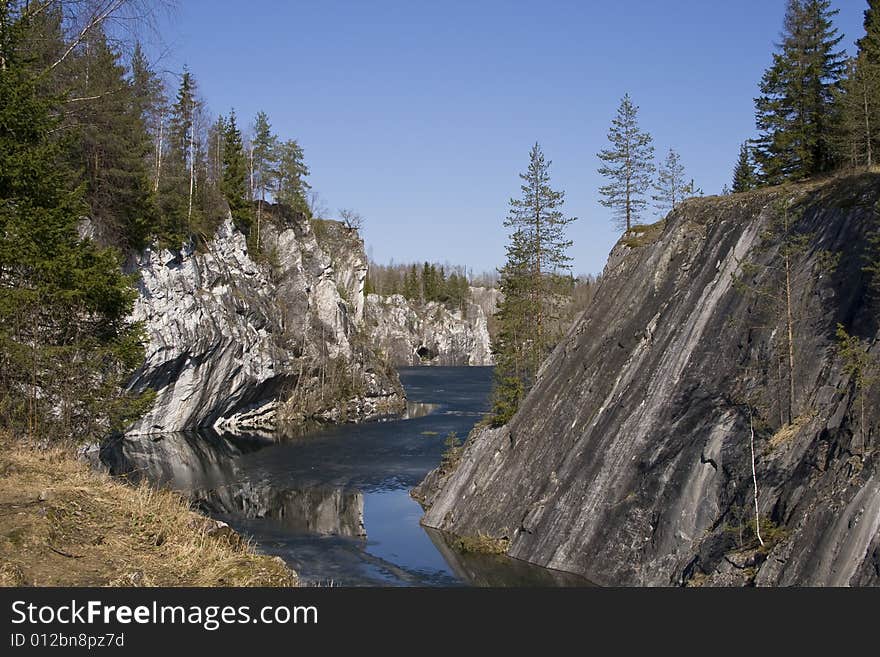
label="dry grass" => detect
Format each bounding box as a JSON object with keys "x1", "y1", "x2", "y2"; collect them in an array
[
  {"x1": 767, "y1": 412, "x2": 813, "y2": 451},
  {"x1": 620, "y1": 220, "x2": 666, "y2": 248},
  {"x1": 0, "y1": 436, "x2": 296, "y2": 587}
]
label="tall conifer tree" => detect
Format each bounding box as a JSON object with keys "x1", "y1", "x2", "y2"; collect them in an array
[
  {"x1": 220, "y1": 110, "x2": 251, "y2": 231},
  {"x1": 490, "y1": 143, "x2": 576, "y2": 425},
  {"x1": 753, "y1": 0, "x2": 846, "y2": 183},
  {"x1": 0, "y1": 9, "x2": 148, "y2": 442},
  {"x1": 275, "y1": 138, "x2": 310, "y2": 215},
  {"x1": 652, "y1": 148, "x2": 689, "y2": 215},
  {"x1": 68, "y1": 29, "x2": 155, "y2": 248},
  {"x1": 732, "y1": 142, "x2": 758, "y2": 192},
  {"x1": 598, "y1": 94, "x2": 655, "y2": 231}
]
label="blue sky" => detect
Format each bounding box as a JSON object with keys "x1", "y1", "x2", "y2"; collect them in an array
[{"x1": 147, "y1": 1, "x2": 866, "y2": 276}]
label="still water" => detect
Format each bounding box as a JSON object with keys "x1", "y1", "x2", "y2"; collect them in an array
[{"x1": 108, "y1": 367, "x2": 587, "y2": 586}]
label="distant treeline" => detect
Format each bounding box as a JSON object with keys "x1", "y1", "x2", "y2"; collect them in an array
[{"x1": 366, "y1": 262, "x2": 472, "y2": 309}]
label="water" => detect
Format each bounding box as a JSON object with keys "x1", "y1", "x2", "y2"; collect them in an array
[{"x1": 109, "y1": 367, "x2": 588, "y2": 586}]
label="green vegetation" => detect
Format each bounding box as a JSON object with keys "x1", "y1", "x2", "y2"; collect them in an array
[
  {"x1": 490, "y1": 143, "x2": 576, "y2": 425},
  {"x1": 754, "y1": 0, "x2": 846, "y2": 183},
  {"x1": 366, "y1": 260, "x2": 472, "y2": 311},
  {"x1": 731, "y1": 142, "x2": 758, "y2": 193},
  {"x1": 220, "y1": 110, "x2": 252, "y2": 234},
  {"x1": 597, "y1": 94, "x2": 656, "y2": 231},
  {"x1": 0, "y1": 2, "x2": 323, "y2": 446},
  {"x1": 724, "y1": 513, "x2": 790, "y2": 554},
  {"x1": 836, "y1": 324, "x2": 879, "y2": 450},
  {"x1": 620, "y1": 220, "x2": 666, "y2": 249},
  {"x1": 0, "y1": 8, "x2": 150, "y2": 445},
  {"x1": 732, "y1": 198, "x2": 819, "y2": 426},
  {"x1": 451, "y1": 533, "x2": 510, "y2": 555},
  {"x1": 652, "y1": 148, "x2": 698, "y2": 216},
  {"x1": 439, "y1": 431, "x2": 464, "y2": 473}
]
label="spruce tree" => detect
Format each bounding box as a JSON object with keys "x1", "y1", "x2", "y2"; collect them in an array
[
  {"x1": 403, "y1": 264, "x2": 420, "y2": 300},
  {"x1": 0, "y1": 9, "x2": 149, "y2": 443},
  {"x1": 130, "y1": 43, "x2": 166, "y2": 196},
  {"x1": 159, "y1": 69, "x2": 199, "y2": 244},
  {"x1": 598, "y1": 94, "x2": 656, "y2": 231},
  {"x1": 732, "y1": 142, "x2": 757, "y2": 192},
  {"x1": 490, "y1": 143, "x2": 576, "y2": 425},
  {"x1": 753, "y1": 0, "x2": 846, "y2": 183},
  {"x1": 652, "y1": 148, "x2": 689, "y2": 215},
  {"x1": 490, "y1": 229, "x2": 533, "y2": 426},
  {"x1": 858, "y1": 0, "x2": 880, "y2": 64},
  {"x1": 68, "y1": 29, "x2": 155, "y2": 249},
  {"x1": 275, "y1": 138, "x2": 311, "y2": 215},
  {"x1": 220, "y1": 110, "x2": 251, "y2": 232}
]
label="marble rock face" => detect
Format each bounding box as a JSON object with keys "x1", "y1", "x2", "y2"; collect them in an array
[{"x1": 126, "y1": 212, "x2": 403, "y2": 436}]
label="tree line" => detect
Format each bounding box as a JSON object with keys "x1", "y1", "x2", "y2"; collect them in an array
[{"x1": 366, "y1": 261, "x2": 472, "y2": 310}]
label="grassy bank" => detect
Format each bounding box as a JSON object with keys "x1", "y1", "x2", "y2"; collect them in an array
[{"x1": 0, "y1": 437, "x2": 296, "y2": 587}]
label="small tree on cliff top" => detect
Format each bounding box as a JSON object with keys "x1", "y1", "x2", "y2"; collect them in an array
[{"x1": 598, "y1": 94, "x2": 655, "y2": 232}]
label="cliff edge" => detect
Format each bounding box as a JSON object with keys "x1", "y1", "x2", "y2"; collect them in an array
[{"x1": 416, "y1": 173, "x2": 880, "y2": 586}]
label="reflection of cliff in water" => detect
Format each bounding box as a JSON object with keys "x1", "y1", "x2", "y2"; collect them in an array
[
  {"x1": 195, "y1": 484, "x2": 366, "y2": 538},
  {"x1": 101, "y1": 431, "x2": 366, "y2": 539},
  {"x1": 100, "y1": 431, "x2": 271, "y2": 488},
  {"x1": 424, "y1": 528, "x2": 593, "y2": 587}
]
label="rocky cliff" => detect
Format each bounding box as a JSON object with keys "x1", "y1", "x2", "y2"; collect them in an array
[
  {"x1": 364, "y1": 289, "x2": 494, "y2": 366},
  {"x1": 416, "y1": 173, "x2": 880, "y2": 586},
  {"x1": 125, "y1": 208, "x2": 404, "y2": 436}
]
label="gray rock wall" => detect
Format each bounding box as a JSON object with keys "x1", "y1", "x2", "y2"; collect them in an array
[
  {"x1": 416, "y1": 174, "x2": 880, "y2": 587},
  {"x1": 364, "y1": 291, "x2": 493, "y2": 367},
  {"x1": 126, "y1": 210, "x2": 403, "y2": 436}
]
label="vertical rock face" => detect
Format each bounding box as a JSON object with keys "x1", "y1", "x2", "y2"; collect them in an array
[
  {"x1": 416, "y1": 174, "x2": 880, "y2": 586},
  {"x1": 364, "y1": 290, "x2": 494, "y2": 367},
  {"x1": 126, "y1": 209, "x2": 404, "y2": 436}
]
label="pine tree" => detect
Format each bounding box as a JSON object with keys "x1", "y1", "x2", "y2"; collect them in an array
[
  {"x1": 598, "y1": 94, "x2": 656, "y2": 231},
  {"x1": 275, "y1": 138, "x2": 311, "y2": 215},
  {"x1": 652, "y1": 148, "x2": 689, "y2": 215},
  {"x1": 732, "y1": 142, "x2": 757, "y2": 192},
  {"x1": 753, "y1": 0, "x2": 846, "y2": 184},
  {"x1": 0, "y1": 9, "x2": 149, "y2": 443},
  {"x1": 251, "y1": 111, "x2": 278, "y2": 250},
  {"x1": 220, "y1": 110, "x2": 251, "y2": 232},
  {"x1": 490, "y1": 143, "x2": 576, "y2": 425}
]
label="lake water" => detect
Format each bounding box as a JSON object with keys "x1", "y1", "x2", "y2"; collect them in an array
[{"x1": 107, "y1": 367, "x2": 588, "y2": 586}]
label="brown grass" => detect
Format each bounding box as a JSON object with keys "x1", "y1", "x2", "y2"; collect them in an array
[
  {"x1": 767, "y1": 412, "x2": 813, "y2": 451},
  {"x1": 620, "y1": 220, "x2": 666, "y2": 248},
  {"x1": 0, "y1": 436, "x2": 296, "y2": 587}
]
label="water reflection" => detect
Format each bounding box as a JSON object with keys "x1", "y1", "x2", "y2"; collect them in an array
[
  {"x1": 401, "y1": 401, "x2": 440, "y2": 419},
  {"x1": 103, "y1": 367, "x2": 590, "y2": 586},
  {"x1": 424, "y1": 528, "x2": 593, "y2": 587},
  {"x1": 195, "y1": 484, "x2": 366, "y2": 538}
]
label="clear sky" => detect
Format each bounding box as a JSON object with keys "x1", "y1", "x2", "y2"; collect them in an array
[{"x1": 146, "y1": 0, "x2": 866, "y2": 276}]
